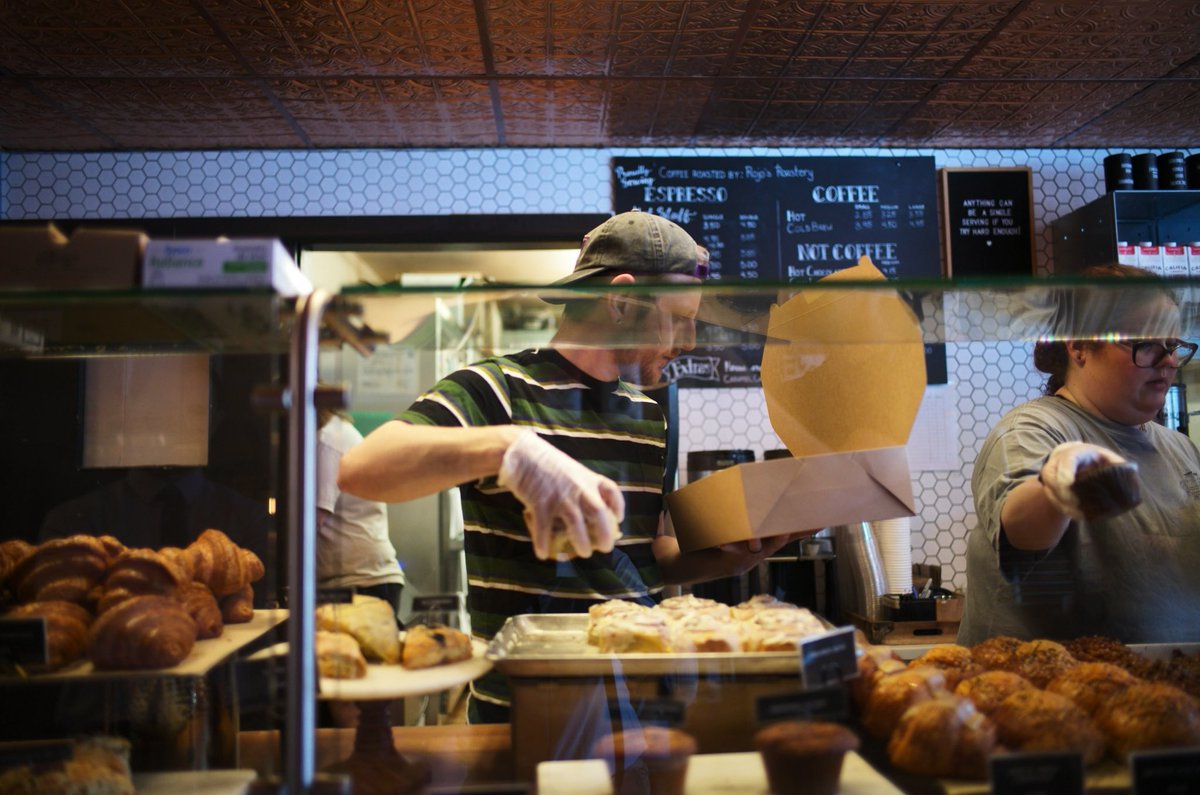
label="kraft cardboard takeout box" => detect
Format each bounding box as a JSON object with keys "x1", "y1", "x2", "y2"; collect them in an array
[
  {"x1": 667, "y1": 256, "x2": 924, "y2": 552},
  {"x1": 0, "y1": 223, "x2": 146, "y2": 289}
]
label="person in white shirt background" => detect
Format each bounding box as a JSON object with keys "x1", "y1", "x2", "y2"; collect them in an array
[{"x1": 317, "y1": 406, "x2": 406, "y2": 623}]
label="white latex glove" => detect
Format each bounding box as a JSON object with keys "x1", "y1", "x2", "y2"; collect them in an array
[
  {"x1": 497, "y1": 429, "x2": 625, "y2": 560},
  {"x1": 1038, "y1": 441, "x2": 1128, "y2": 520}
]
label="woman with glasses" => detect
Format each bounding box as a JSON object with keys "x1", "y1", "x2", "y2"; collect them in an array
[{"x1": 960, "y1": 264, "x2": 1200, "y2": 645}]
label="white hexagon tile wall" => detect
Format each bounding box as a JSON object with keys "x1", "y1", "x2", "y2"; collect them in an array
[{"x1": 0, "y1": 145, "x2": 1130, "y2": 591}]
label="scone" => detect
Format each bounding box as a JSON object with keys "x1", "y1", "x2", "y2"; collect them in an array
[
  {"x1": 401, "y1": 623, "x2": 474, "y2": 669},
  {"x1": 316, "y1": 630, "x2": 368, "y2": 679},
  {"x1": 315, "y1": 593, "x2": 400, "y2": 664}
]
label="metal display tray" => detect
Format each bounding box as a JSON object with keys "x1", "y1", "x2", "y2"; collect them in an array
[{"x1": 486, "y1": 613, "x2": 814, "y2": 678}]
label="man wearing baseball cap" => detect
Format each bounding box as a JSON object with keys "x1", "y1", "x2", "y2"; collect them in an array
[{"x1": 339, "y1": 210, "x2": 798, "y2": 723}]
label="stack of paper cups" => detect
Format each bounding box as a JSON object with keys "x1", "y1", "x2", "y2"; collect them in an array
[{"x1": 872, "y1": 516, "x2": 913, "y2": 595}]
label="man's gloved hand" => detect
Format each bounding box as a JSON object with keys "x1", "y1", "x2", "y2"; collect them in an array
[
  {"x1": 497, "y1": 429, "x2": 625, "y2": 560},
  {"x1": 1039, "y1": 441, "x2": 1128, "y2": 520}
]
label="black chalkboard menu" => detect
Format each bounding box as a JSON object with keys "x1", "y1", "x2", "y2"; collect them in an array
[
  {"x1": 613, "y1": 156, "x2": 940, "y2": 281},
  {"x1": 941, "y1": 167, "x2": 1035, "y2": 277},
  {"x1": 611, "y1": 156, "x2": 943, "y2": 387}
]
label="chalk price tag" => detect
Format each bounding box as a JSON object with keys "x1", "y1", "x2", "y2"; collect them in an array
[
  {"x1": 1131, "y1": 747, "x2": 1200, "y2": 795},
  {"x1": 990, "y1": 751, "x2": 1084, "y2": 795},
  {"x1": 0, "y1": 617, "x2": 49, "y2": 665},
  {"x1": 756, "y1": 687, "x2": 848, "y2": 724},
  {"x1": 798, "y1": 626, "x2": 857, "y2": 690}
]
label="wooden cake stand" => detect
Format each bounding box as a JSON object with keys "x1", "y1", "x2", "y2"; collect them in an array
[{"x1": 318, "y1": 640, "x2": 492, "y2": 795}]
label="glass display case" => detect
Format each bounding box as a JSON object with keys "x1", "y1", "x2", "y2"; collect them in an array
[
  {"x1": 329, "y1": 273, "x2": 1200, "y2": 793},
  {"x1": 0, "y1": 287, "x2": 309, "y2": 793},
  {"x1": 4, "y1": 273, "x2": 1200, "y2": 795}
]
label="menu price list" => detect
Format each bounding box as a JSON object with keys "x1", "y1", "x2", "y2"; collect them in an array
[
  {"x1": 613, "y1": 156, "x2": 940, "y2": 284},
  {"x1": 612, "y1": 157, "x2": 943, "y2": 387}
]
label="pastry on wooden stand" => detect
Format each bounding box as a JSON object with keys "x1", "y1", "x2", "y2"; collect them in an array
[{"x1": 316, "y1": 620, "x2": 485, "y2": 795}]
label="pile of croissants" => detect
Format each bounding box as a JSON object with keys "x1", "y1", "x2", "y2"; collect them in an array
[
  {"x1": 0, "y1": 529, "x2": 264, "y2": 672},
  {"x1": 854, "y1": 633, "x2": 1200, "y2": 781}
]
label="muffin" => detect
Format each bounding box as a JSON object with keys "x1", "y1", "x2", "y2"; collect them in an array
[
  {"x1": 591, "y1": 726, "x2": 697, "y2": 795},
  {"x1": 754, "y1": 720, "x2": 860, "y2": 795}
]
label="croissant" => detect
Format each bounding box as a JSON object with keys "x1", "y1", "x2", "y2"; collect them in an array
[
  {"x1": 1011, "y1": 639, "x2": 1079, "y2": 688},
  {"x1": 96, "y1": 548, "x2": 188, "y2": 614},
  {"x1": 187, "y1": 529, "x2": 264, "y2": 596},
  {"x1": 158, "y1": 546, "x2": 194, "y2": 581},
  {"x1": 863, "y1": 665, "x2": 948, "y2": 739},
  {"x1": 1045, "y1": 661, "x2": 1141, "y2": 717},
  {"x1": 219, "y1": 584, "x2": 254, "y2": 624},
  {"x1": 179, "y1": 580, "x2": 224, "y2": 639},
  {"x1": 96, "y1": 535, "x2": 126, "y2": 563},
  {"x1": 1094, "y1": 681, "x2": 1200, "y2": 760},
  {"x1": 990, "y1": 688, "x2": 1106, "y2": 765},
  {"x1": 852, "y1": 645, "x2": 907, "y2": 710},
  {"x1": 887, "y1": 694, "x2": 997, "y2": 780},
  {"x1": 0, "y1": 736, "x2": 133, "y2": 795},
  {"x1": 9, "y1": 535, "x2": 109, "y2": 605},
  {"x1": 954, "y1": 670, "x2": 1035, "y2": 716},
  {"x1": 4, "y1": 600, "x2": 93, "y2": 671},
  {"x1": 970, "y1": 635, "x2": 1024, "y2": 672},
  {"x1": 0, "y1": 539, "x2": 35, "y2": 590},
  {"x1": 87, "y1": 594, "x2": 197, "y2": 670},
  {"x1": 909, "y1": 644, "x2": 984, "y2": 691}
]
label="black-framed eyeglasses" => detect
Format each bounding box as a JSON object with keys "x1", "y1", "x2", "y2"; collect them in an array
[{"x1": 1116, "y1": 339, "x2": 1198, "y2": 368}]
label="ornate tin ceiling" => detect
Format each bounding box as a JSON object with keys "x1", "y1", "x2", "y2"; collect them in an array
[{"x1": 1, "y1": 1, "x2": 1198, "y2": 152}]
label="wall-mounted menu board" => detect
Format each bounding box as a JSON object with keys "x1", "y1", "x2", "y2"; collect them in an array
[
  {"x1": 611, "y1": 156, "x2": 942, "y2": 387},
  {"x1": 941, "y1": 167, "x2": 1035, "y2": 277},
  {"x1": 613, "y1": 156, "x2": 940, "y2": 282}
]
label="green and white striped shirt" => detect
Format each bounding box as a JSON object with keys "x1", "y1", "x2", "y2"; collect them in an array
[{"x1": 398, "y1": 349, "x2": 667, "y2": 705}]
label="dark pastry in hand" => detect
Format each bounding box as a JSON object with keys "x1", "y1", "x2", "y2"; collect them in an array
[{"x1": 1072, "y1": 461, "x2": 1142, "y2": 520}]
